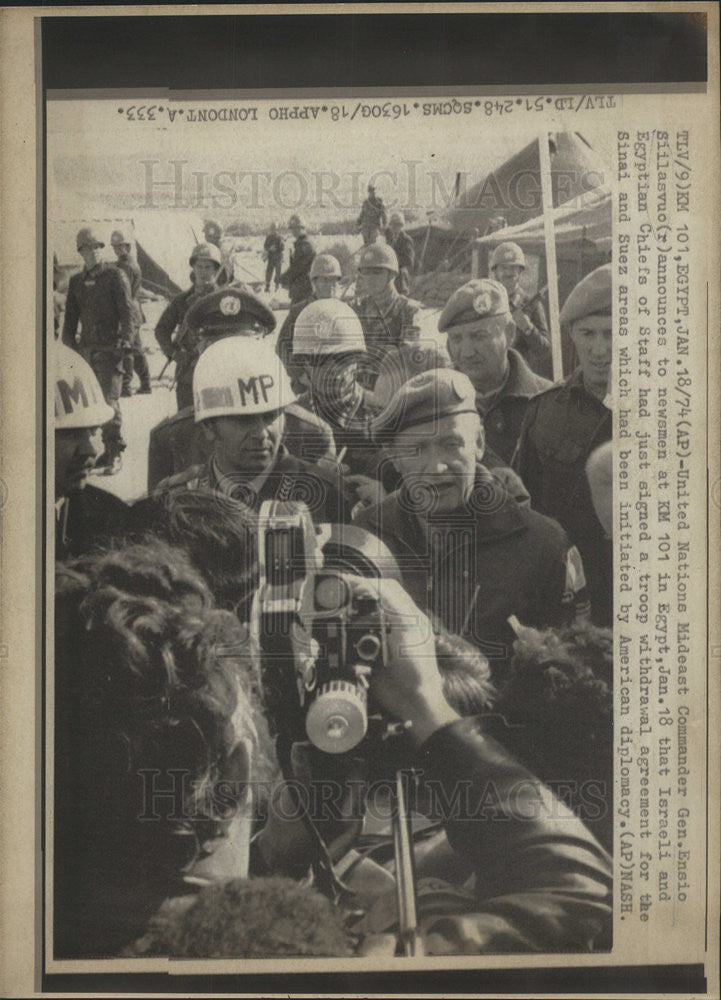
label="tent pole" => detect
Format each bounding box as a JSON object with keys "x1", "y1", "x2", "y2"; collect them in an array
[{"x1": 538, "y1": 133, "x2": 563, "y2": 381}]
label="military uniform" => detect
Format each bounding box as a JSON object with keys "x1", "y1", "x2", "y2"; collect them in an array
[
  {"x1": 115, "y1": 252, "x2": 152, "y2": 393},
  {"x1": 386, "y1": 229, "x2": 415, "y2": 294},
  {"x1": 508, "y1": 287, "x2": 552, "y2": 379},
  {"x1": 146, "y1": 401, "x2": 336, "y2": 492},
  {"x1": 263, "y1": 232, "x2": 284, "y2": 291},
  {"x1": 355, "y1": 290, "x2": 421, "y2": 385},
  {"x1": 357, "y1": 193, "x2": 387, "y2": 244},
  {"x1": 61, "y1": 262, "x2": 134, "y2": 452},
  {"x1": 56, "y1": 485, "x2": 132, "y2": 561},
  {"x1": 474, "y1": 348, "x2": 551, "y2": 465},
  {"x1": 513, "y1": 368, "x2": 612, "y2": 626},
  {"x1": 154, "y1": 286, "x2": 211, "y2": 410},
  {"x1": 356, "y1": 470, "x2": 583, "y2": 675},
  {"x1": 154, "y1": 445, "x2": 351, "y2": 525},
  {"x1": 280, "y1": 232, "x2": 315, "y2": 304}
]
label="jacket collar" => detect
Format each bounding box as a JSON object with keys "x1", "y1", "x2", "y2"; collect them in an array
[
  {"x1": 503, "y1": 349, "x2": 547, "y2": 397},
  {"x1": 389, "y1": 466, "x2": 528, "y2": 552}
]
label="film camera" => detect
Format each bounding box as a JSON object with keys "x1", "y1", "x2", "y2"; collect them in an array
[{"x1": 251, "y1": 500, "x2": 407, "y2": 755}]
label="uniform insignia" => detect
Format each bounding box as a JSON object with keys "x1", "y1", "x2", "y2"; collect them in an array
[
  {"x1": 473, "y1": 292, "x2": 492, "y2": 315},
  {"x1": 220, "y1": 295, "x2": 241, "y2": 315}
]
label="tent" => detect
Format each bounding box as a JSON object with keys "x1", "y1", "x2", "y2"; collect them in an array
[
  {"x1": 408, "y1": 133, "x2": 609, "y2": 274},
  {"x1": 49, "y1": 195, "x2": 206, "y2": 299},
  {"x1": 475, "y1": 185, "x2": 612, "y2": 374}
]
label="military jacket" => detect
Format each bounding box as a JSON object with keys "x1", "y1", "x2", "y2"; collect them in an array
[
  {"x1": 146, "y1": 402, "x2": 337, "y2": 492},
  {"x1": 280, "y1": 234, "x2": 315, "y2": 304},
  {"x1": 61, "y1": 263, "x2": 134, "y2": 349},
  {"x1": 56, "y1": 485, "x2": 132, "y2": 561},
  {"x1": 355, "y1": 291, "x2": 421, "y2": 383},
  {"x1": 473, "y1": 349, "x2": 552, "y2": 465},
  {"x1": 155, "y1": 445, "x2": 351, "y2": 524},
  {"x1": 114, "y1": 254, "x2": 145, "y2": 330},
  {"x1": 513, "y1": 367, "x2": 612, "y2": 626},
  {"x1": 355, "y1": 470, "x2": 585, "y2": 676}
]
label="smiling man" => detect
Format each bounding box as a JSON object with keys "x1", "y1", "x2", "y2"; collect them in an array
[
  {"x1": 355, "y1": 368, "x2": 588, "y2": 675},
  {"x1": 439, "y1": 277, "x2": 551, "y2": 464},
  {"x1": 513, "y1": 264, "x2": 613, "y2": 626},
  {"x1": 55, "y1": 344, "x2": 130, "y2": 560}
]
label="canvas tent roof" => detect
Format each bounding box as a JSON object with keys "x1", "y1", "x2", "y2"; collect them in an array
[
  {"x1": 439, "y1": 132, "x2": 608, "y2": 235},
  {"x1": 49, "y1": 196, "x2": 205, "y2": 298},
  {"x1": 475, "y1": 184, "x2": 612, "y2": 255}
]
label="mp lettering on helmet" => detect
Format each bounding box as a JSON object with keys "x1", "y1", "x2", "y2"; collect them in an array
[
  {"x1": 237, "y1": 374, "x2": 275, "y2": 407},
  {"x1": 56, "y1": 375, "x2": 97, "y2": 416}
]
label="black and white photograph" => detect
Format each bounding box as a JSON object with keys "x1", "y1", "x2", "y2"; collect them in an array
[{"x1": 0, "y1": 5, "x2": 718, "y2": 998}]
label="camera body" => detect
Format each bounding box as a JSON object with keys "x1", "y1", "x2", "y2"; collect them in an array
[{"x1": 252, "y1": 501, "x2": 394, "y2": 755}]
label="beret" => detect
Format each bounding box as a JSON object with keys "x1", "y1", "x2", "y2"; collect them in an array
[
  {"x1": 185, "y1": 286, "x2": 276, "y2": 336},
  {"x1": 559, "y1": 264, "x2": 612, "y2": 326},
  {"x1": 438, "y1": 278, "x2": 510, "y2": 334},
  {"x1": 371, "y1": 368, "x2": 478, "y2": 441}
]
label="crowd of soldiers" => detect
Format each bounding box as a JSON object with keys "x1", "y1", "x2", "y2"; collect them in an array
[{"x1": 54, "y1": 201, "x2": 614, "y2": 958}]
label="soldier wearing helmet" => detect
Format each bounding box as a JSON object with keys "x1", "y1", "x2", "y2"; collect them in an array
[
  {"x1": 279, "y1": 215, "x2": 316, "y2": 304},
  {"x1": 489, "y1": 241, "x2": 551, "y2": 378},
  {"x1": 54, "y1": 344, "x2": 131, "y2": 559},
  {"x1": 439, "y1": 277, "x2": 551, "y2": 464},
  {"x1": 61, "y1": 227, "x2": 136, "y2": 473},
  {"x1": 354, "y1": 242, "x2": 421, "y2": 385},
  {"x1": 356, "y1": 183, "x2": 387, "y2": 245},
  {"x1": 146, "y1": 287, "x2": 336, "y2": 491},
  {"x1": 291, "y1": 298, "x2": 386, "y2": 511},
  {"x1": 275, "y1": 253, "x2": 343, "y2": 392},
  {"x1": 110, "y1": 229, "x2": 152, "y2": 397},
  {"x1": 153, "y1": 242, "x2": 223, "y2": 409},
  {"x1": 385, "y1": 212, "x2": 415, "y2": 294},
  {"x1": 513, "y1": 264, "x2": 613, "y2": 627},
  {"x1": 262, "y1": 222, "x2": 285, "y2": 293},
  {"x1": 153, "y1": 337, "x2": 349, "y2": 523}
]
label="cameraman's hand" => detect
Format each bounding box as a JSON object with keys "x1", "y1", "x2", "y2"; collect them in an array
[{"x1": 345, "y1": 576, "x2": 459, "y2": 747}]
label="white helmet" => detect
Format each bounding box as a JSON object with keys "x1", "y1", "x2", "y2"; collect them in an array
[
  {"x1": 193, "y1": 337, "x2": 296, "y2": 422},
  {"x1": 292, "y1": 299, "x2": 366, "y2": 357},
  {"x1": 55, "y1": 344, "x2": 114, "y2": 429}
]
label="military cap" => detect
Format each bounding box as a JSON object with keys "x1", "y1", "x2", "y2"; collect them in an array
[
  {"x1": 110, "y1": 229, "x2": 131, "y2": 246},
  {"x1": 559, "y1": 263, "x2": 612, "y2": 326},
  {"x1": 437, "y1": 278, "x2": 510, "y2": 335},
  {"x1": 185, "y1": 286, "x2": 276, "y2": 337},
  {"x1": 76, "y1": 227, "x2": 104, "y2": 250},
  {"x1": 371, "y1": 368, "x2": 478, "y2": 441}
]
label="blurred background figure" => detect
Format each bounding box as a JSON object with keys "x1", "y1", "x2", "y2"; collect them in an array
[
  {"x1": 489, "y1": 241, "x2": 551, "y2": 379},
  {"x1": 280, "y1": 215, "x2": 316, "y2": 305},
  {"x1": 110, "y1": 228, "x2": 152, "y2": 396},
  {"x1": 357, "y1": 182, "x2": 387, "y2": 245},
  {"x1": 262, "y1": 222, "x2": 284, "y2": 292},
  {"x1": 385, "y1": 212, "x2": 415, "y2": 295}
]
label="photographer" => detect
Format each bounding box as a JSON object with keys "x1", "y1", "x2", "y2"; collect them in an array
[
  {"x1": 254, "y1": 572, "x2": 611, "y2": 955},
  {"x1": 54, "y1": 541, "x2": 273, "y2": 958}
]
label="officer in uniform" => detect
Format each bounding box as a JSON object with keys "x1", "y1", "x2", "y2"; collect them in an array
[
  {"x1": 61, "y1": 227, "x2": 135, "y2": 473},
  {"x1": 154, "y1": 242, "x2": 223, "y2": 409},
  {"x1": 110, "y1": 229, "x2": 152, "y2": 396},
  {"x1": 54, "y1": 344, "x2": 131, "y2": 560},
  {"x1": 279, "y1": 215, "x2": 316, "y2": 305},
  {"x1": 385, "y1": 212, "x2": 416, "y2": 294},
  {"x1": 513, "y1": 264, "x2": 612, "y2": 627},
  {"x1": 152, "y1": 337, "x2": 349, "y2": 524},
  {"x1": 355, "y1": 368, "x2": 588, "y2": 676},
  {"x1": 146, "y1": 286, "x2": 336, "y2": 491},
  {"x1": 489, "y1": 242, "x2": 551, "y2": 379},
  {"x1": 263, "y1": 222, "x2": 284, "y2": 292},
  {"x1": 292, "y1": 298, "x2": 388, "y2": 513},
  {"x1": 356, "y1": 183, "x2": 387, "y2": 245},
  {"x1": 439, "y1": 277, "x2": 551, "y2": 464},
  {"x1": 203, "y1": 218, "x2": 232, "y2": 285},
  {"x1": 354, "y1": 242, "x2": 421, "y2": 386},
  {"x1": 275, "y1": 253, "x2": 343, "y2": 392}
]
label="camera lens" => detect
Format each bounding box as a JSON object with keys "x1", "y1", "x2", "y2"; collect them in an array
[
  {"x1": 314, "y1": 574, "x2": 349, "y2": 611},
  {"x1": 355, "y1": 633, "x2": 382, "y2": 661}
]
